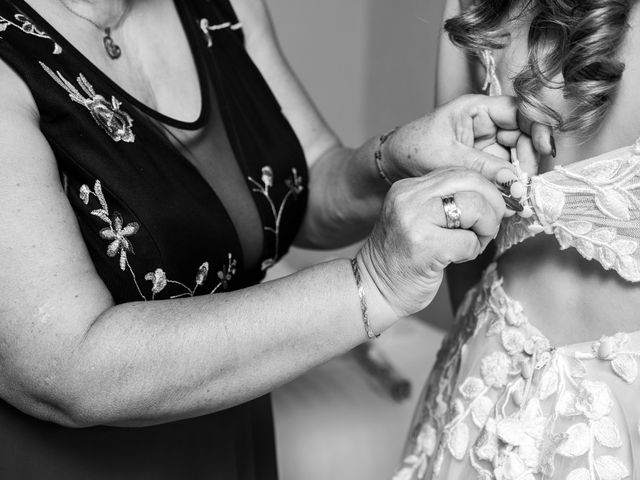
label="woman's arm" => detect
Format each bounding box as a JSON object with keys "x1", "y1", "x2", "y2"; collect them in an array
[
  {"x1": 0, "y1": 60, "x2": 507, "y2": 428},
  {"x1": 230, "y1": 0, "x2": 529, "y2": 250}
]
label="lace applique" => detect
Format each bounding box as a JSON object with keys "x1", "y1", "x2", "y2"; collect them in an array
[
  {"x1": 248, "y1": 166, "x2": 304, "y2": 271},
  {"x1": 199, "y1": 18, "x2": 242, "y2": 47},
  {"x1": 394, "y1": 266, "x2": 638, "y2": 480},
  {"x1": 80, "y1": 180, "x2": 237, "y2": 301},
  {"x1": 40, "y1": 62, "x2": 135, "y2": 143},
  {"x1": 0, "y1": 13, "x2": 61, "y2": 54},
  {"x1": 529, "y1": 148, "x2": 640, "y2": 281}
]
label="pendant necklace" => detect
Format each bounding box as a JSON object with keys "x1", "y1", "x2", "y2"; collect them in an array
[{"x1": 59, "y1": 1, "x2": 132, "y2": 60}]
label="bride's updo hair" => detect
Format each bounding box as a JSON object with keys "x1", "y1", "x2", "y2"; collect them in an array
[{"x1": 445, "y1": 0, "x2": 633, "y2": 135}]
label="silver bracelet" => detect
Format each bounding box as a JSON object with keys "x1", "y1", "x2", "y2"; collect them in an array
[
  {"x1": 374, "y1": 127, "x2": 399, "y2": 186},
  {"x1": 350, "y1": 258, "x2": 380, "y2": 340}
]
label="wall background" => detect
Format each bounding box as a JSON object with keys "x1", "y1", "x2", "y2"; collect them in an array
[{"x1": 266, "y1": 0, "x2": 452, "y2": 329}]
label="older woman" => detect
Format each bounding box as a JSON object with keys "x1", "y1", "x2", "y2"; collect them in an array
[{"x1": 0, "y1": 0, "x2": 550, "y2": 478}]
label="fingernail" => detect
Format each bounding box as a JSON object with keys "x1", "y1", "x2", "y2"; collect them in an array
[
  {"x1": 496, "y1": 169, "x2": 518, "y2": 189},
  {"x1": 550, "y1": 135, "x2": 556, "y2": 158},
  {"x1": 503, "y1": 194, "x2": 524, "y2": 212}
]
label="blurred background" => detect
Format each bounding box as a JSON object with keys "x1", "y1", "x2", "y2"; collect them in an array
[{"x1": 266, "y1": 0, "x2": 450, "y2": 479}]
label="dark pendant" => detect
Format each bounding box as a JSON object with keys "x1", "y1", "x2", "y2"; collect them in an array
[{"x1": 103, "y1": 27, "x2": 122, "y2": 60}]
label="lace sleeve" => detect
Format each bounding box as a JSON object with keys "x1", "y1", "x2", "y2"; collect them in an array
[{"x1": 529, "y1": 143, "x2": 640, "y2": 282}]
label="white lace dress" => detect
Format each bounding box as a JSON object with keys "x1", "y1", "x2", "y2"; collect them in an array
[{"x1": 393, "y1": 54, "x2": 640, "y2": 480}]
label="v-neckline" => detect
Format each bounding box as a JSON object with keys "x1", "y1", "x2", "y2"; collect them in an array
[
  {"x1": 16, "y1": 0, "x2": 272, "y2": 273},
  {"x1": 14, "y1": 0, "x2": 211, "y2": 131}
]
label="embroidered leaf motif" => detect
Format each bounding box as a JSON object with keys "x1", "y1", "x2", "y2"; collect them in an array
[
  {"x1": 619, "y1": 256, "x2": 640, "y2": 282},
  {"x1": 91, "y1": 209, "x2": 110, "y2": 223},
  {"x1": 538, "y1": 368, "x2": 559, "y2": 400},
  {"x1": 601, "y1": 247, "x2": 616, "y2": 270},
  {"x1": 566, "y1": 356, "x2": 587, "y2": 378},
  {"x1": 582, "y1": 158, "x2": 622, "y2": 181},
  {"x1": 611, "y1": 353, "x2": 638, "y2": 383},
  {"x1": 592, "y1": 228, "x2": 617, "y2": 243},
  {"x1": 556, "y1": 391, "x2": 578, "y2": 416},
  {"x1": 195, "y1": 262, "x2": 209, "y2": 286},
  {"x1": 575, "y1": 239, "x2": 595, "y2": 260},
  {"x1": 471, "y1": 395, "x2": 493, "y2": 428},
  {"x1": 459, "y1": 377, "x2": 485, "y2": 400},
  {"x1": 593, "y1": 416, "x2": 623, "y2": 448},
  {"x1": 567, "y1": 468, "x2": 591, "y2": 480},
  {"x1": 595, "y1": 189, "x2": 631, "y2": 221},
  {"x1": 575, "y1": 380, "x2": 613, "y2": 420},
  {"x1": 447, "y1": 422, "x2": 469, "y2": 460},
  {"x1": 566, "y1": 221, "x2": 593, "y2": 235},
  {"x1": 533, "y1": 182, "x2": 565, "y2": 223},
  {"x1": 556, "y1": 423, "x2": 590, "y2": 457},
  {"x1": 612, "y1": 239, "x2": 638, "y2": 256},
  {"x1": 594, "y1": 456, "x2": 630, "y2": 480}
]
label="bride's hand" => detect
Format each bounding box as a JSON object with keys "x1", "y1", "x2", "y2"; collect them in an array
[
  {"x1": 381, "y1": 94, "x2": 554, "y2": 184},
  {"x1": 357, "y1": 167, "x2": 507, "y2": 319}
]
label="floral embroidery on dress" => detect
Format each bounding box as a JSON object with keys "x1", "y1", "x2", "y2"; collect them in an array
[
  {"x1": 198, "y1": 18, "x2": 242, "y2": 47},
  {"x1": 144, "y1": 253, "x2": 237, "y2": 300},
  {"x1": 494, "y1": 144, "x2": 640, "y2": 281},
  {"x1": 80, "y1": 180, "x2": 237, "y2": 301},
  {"x1": 40, "y1": 62, "x2": 135, "y2": 143},
  {"x1": 0, "y1": 13, "x2": 61, "y2": 54},
  {"x1": 394, "y1": 266, "x2": 638, "y2": 480},
  {"x1": 248, "y1": 166, "x2": 304, "y2": 271}
]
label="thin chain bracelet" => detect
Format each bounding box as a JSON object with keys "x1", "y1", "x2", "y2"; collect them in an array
[
  {"x1": 350, "y1": 258, "x2": 380, "y2": 340},
  {"x1": 374, "y1": 126, "x2": 399, "y2": 186}
]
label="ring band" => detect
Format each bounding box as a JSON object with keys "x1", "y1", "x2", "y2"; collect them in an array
[{"x1": 442, "y1": 195, "x2": 462, "y2": 229}]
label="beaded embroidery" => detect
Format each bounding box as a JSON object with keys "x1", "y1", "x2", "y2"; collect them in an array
[
  {"x1": 198, "y1": 18, "x2": 242, "y2": 47},
  {"x1": 248, "y1": 166, "x2": 304, "y2": 271},
  {"x1": 80, "y1": 180, "x2": 237, "y2": 301},
  {"x1": 40, "y1": 62, "x2": 135, "y2": 143},
  {"x1": 0, "y1": 13, "x2": 61, "y2": 54}
]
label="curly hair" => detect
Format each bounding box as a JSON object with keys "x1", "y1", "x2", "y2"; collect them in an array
[{"x1": 445, "y1": 0, "x2": 633, "y2": 135}]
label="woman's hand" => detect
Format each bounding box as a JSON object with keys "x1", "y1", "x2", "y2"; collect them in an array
[
  {"x1": 357, "y1": 167, "x2": 507, "y2": 319},
  {"x1": 382, "y1": 94, "x2": 554, "y2": 183}
]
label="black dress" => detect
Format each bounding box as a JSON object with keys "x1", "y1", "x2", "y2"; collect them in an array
[{"x1": 0, "y1": 0, "x2": 308, "y2": 477}]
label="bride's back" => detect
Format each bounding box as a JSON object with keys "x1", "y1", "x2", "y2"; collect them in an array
[{"x1": 442, "y1": 0, "x2": 640, "y2": 346}]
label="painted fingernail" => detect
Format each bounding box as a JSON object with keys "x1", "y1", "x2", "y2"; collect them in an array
[
  {"x1": 496, "y1": 169, "x2": 518, "y2": 189},
  {"x1": 503, "y1": 194, "x2": 524, "y2": 212},
  {"x1": 550, "y1": 135, "x2": 557, "y2": 158}
]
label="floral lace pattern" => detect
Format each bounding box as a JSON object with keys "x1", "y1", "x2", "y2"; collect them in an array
[
  {"x1": 248, "y1": 166, "x2": 304, "y2": 271},
  {"x1": 495, "y1": 145, "x2": 640, "y2": 282},
  {"x1": 40, "y1": 63, "x2": 135, "y2": 143},
  {"x1": 0, "y1": 13, "x2": 61, "y2": 54},
  {"x1": 395, "y1": 266, "x2": 639, "y2": 480},
  {"x1": 80, "y1": 180, "x2": 237, "y2": 301}
]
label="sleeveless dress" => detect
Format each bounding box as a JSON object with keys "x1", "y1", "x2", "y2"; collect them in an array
[
  {"x1": 394, "y1": 52, "x2": 640, "y2": 480},
  {"x1": 0, "y1": 0, "x2": 307, "y2": 478}
]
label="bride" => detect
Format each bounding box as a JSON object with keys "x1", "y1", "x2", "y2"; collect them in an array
[{"x1": 395, "y1": 0, "x2": 640, "y2": 479}]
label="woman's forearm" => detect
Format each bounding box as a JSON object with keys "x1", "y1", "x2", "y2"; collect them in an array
[
  {"x1": 37, "y1": 259, "x2": 394, "y2": 428},
  {"x1": 295, "y1": 138, "x2": 389, "y2": 249}
]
